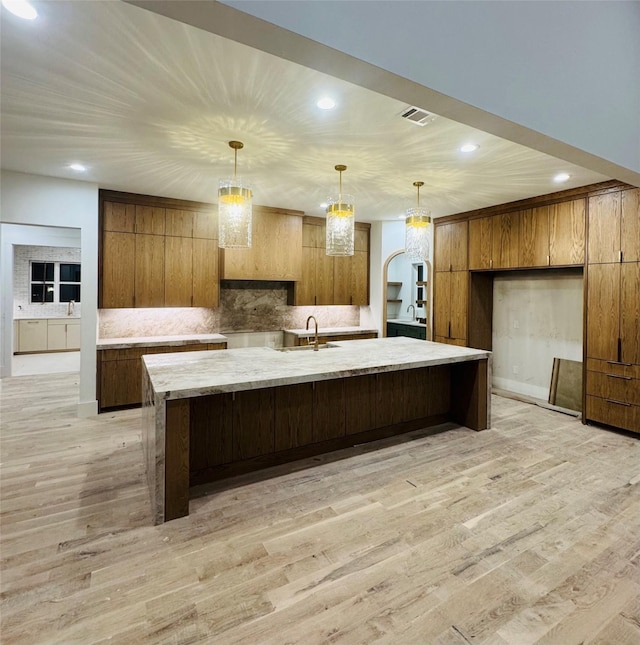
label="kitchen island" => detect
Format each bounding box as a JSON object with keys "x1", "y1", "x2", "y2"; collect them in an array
[{"x1": 142, "y1": 337, "x2": 491, "y2": 524}]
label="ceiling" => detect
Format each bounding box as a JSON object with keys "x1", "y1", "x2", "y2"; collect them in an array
[{"x1": 0, "y1": 1, "x2": 611, "y2": 221}]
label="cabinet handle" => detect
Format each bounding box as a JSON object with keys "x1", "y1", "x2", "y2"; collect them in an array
[
  {"x1": 449, "y1": 263, "x2": 452, "y2": 272},
  {"x1": 619, "y1": 250, "x2": 623, "y2": 263},
  {"x1": 490, "y1": 259, "x2": 493, "y2": 269},
  {"x1": 605, "y1": 398, "x2": 631, "y2": 407},
  {"x1": 547, "y1": 255, "x2": 550, "y2": 266},
  {"x1": 606, "y1": 374, "x2": 632, "y2": 380},
  {"x1": 448, "y1": 322, "x2": 451, "y2": 338}
]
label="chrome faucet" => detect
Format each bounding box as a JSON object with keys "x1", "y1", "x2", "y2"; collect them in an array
[
  {"x1": 407, "y1": 304, "x2": 416, "y2": 321},
  {"x1": 306, "y1": 315, "x2": 319, "y2": 351},
  {"x1": 67, "y1": 300, "x2": 75, "y2": 316}
]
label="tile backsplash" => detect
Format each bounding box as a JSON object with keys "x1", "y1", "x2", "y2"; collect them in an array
[
  {"x1": 14, "y1": 245, "x2": 82, "y2": 319},
  {"x1": 98, "y1": 285, "x2": 361, "y2": 338}
]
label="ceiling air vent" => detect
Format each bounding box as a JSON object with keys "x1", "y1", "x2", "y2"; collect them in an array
[{"x1": 400, "y1": 106, "x2": 437, "y2": 127}]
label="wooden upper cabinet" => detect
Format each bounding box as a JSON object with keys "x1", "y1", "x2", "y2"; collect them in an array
[
  {"x1": 135, "y1": 234, "x2": 165, "y2": 307},
  {"x1": 588, "y1": 192, "x2": 621, "y2": 264},
  {"x1": 165, "y1": 209, "x2": 193, "y2": 237},
  {"x1": 103, "y1": 202, "x2": 135, "y2": 233},
  {"x1": 492, "y1": 212, "x2": 519, "y2": 269},
  {"x1": 135, "y1": 205, "x2": 165, "y2": 236},
  {"x1": 468, "y1": 217, "x2": 492, "y2": 270},
  {"x1": 165, "y1": 236, "x2": 193, "y2": 307},
  {"x1": 222, "y1": 208, "x2": 303, "y2": 280},
  {"x1": 101, "y1": 231, "x2": 135, "y2": 308},
  {"x1": 435, "y1": 221, "x2": 468, "y2": 271},
  {"x1": 192, "y1": 239, "x2": 219, "y2": 308},
  {"x1": 549, "y1": 199, "x2": 585, "y2": 266},
  {"x1": 519, "y1": 207, "x2": 549, "y2": 267},
  {"x1": 192, "y1": 210, "x2": 218, "y2": 240},
  {"x1": 620, "y1": 261, "x2": 640, "y2": 364},
  {"x1": 621, "y1": 188, "x2": 640, "y2": 262},
  {"x1": 586, "y1": 263, "x2": 620, "y2": 361}
]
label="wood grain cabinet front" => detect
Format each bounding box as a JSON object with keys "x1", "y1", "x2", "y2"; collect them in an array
[
  {"x1": 434, "y1": 271, "x2": 468, "y2": 346},
  {"x1": 100, "y1": 193, "x2": 220, "y2": 308},
  {"x1": 97, "y1": 343, "x2": 227, "y2": 411},
  {"x1": 435, "y1": 221, "x2": 468, "y2": 272}
]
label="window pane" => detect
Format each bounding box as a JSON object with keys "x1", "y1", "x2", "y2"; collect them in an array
[
  {"x1": 45, "y1": 284, "x2": 54, "y2": 302},
  {"x1": 45, "y1": 263, "x2": 54, "y2": 281},
  {"x1": 60, "y1": 263, "x2": 81, "y2": 282},
  {"x1": 31, "y1": 262, "x2": 45, "y2": 281},
  {"x1": 60, "y1": 284, "x2": 81, "y2": 302},
  {"x1": 31, "y1": 283, "x2": 44, "y2": 302}
]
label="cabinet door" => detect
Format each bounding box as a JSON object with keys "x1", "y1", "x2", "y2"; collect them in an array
[
  {"x1": 135, "y1": 205, "x2": 165, "y2": 235},
  {"x1": 434, "y1": 272, "x2": 451, "y2": 338},
  {"x1": 450, "y1": 221, "x2": 468, "y2": 271},
  {"x1": 549, "y1": 199, "x2": 585, "y2": 266},
  {"x1": 135, "y1": 234, "x2": 165, "y2": 307},
  {"x1": 165, "y1": 236, "x2": 193, "y2": 307},
  {"x1": 102, "y1": 231, "x2": 135, "y2": 308},
  {"x1": 587, "y1": 263, "x2": 619, "y2": 361},
  {"x1": 296, "y1": 247, "x2": 316, "y2": 305},
  {"x1": 519, "y1": 207, "x2": 549, "y2": 267},
  {"x1": 352, "y1": 250, "x2": 369, "y2": 305},
  {"x1": 100, "y1": 358, "x2": 140, "y2": 407},
  {"x1": 192, "y1": 210, "x2": 218, "y2": 240},
  {"x1": 66, "y1": 322, "x2": 81, "y2": 350},
  {"x1": 450, "y1": 271, "x2": 468, "y2": 341},
  {"x1": 333, "y1": 255, "x2": 352, "y2": 305},
  {"x1": 588, "y1": 192, "x2": 620, "y2": 264},
  {"x1": 492, "y1": 212, "x2": 519, "y2": 269},
  {"x1": 103, "y1": 202, "x2": 135, "y2": 232},
  {"x1": 165, "y1": 208, "x2": 193, "y2": 237},
  {"x1": 192, "y1": 238, "x2": 219, "y2": 308},
  {"x1": 469, "y1": 217, "x2": 492, "y2": 270},
  {"x1": 47, "y1": 322, "x2": 67, "y2": 350},
  {"x1": 315, "y1": 248, "x2": 334, "y2": 305},
  {"x1": 18, "y1": 320, "x2": 47, "y2": 352},
  {"x1": 621, "y1": 188, "x2": 640, "y2": 262},
  {"x1": 620, "y1": 262, "x2": 640, "y2": 364},
  {"x1": 434, "y1": 223, "x2": 451, "y2": 272}
]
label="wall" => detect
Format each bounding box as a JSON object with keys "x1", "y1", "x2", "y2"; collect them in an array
[
  {"x1": 217, "y1": 0, "x2": 639, "y2": 183},
  {"x1": 14, "y1": 245, "x2": 82, "y2": 318},
  {"x1": 0, "y1": 171, "x2": 99, "y2": 417},
  {"x1": 492, "y1": 271, "x2": 583, "y2": 401}
]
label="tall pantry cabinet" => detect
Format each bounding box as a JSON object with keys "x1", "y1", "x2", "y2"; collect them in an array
[{"x1": 585, "y1": 188, "x2": 640, "y2": 433}]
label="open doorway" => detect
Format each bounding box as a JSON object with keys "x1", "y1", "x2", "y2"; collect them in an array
[{"x1": 1, "y1": 224, "x2": 81, "y2": 377}]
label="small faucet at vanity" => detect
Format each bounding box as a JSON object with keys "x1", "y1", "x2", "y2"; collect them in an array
[
  {"x1": 67, "y1": 300, "x2": 75, "y2": 316},
  {"x1": 407, "y1": 304, "x2": 416, "y2": 321},
  {"x1": 306, "y1": 315, "x2": 319, "y2": 351}
]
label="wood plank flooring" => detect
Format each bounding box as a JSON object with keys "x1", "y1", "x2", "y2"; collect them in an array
[{"x1": 1, "y1": 371, "x2": 639, "y2": 644}]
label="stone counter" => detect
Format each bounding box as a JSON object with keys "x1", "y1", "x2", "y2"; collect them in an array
[{"x1": 97, "y1": 333, "x2": 227, "y2": 351}]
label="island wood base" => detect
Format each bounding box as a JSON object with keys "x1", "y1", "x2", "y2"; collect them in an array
[{"x1": 154, "y1": 359, "x2": 489, "y2": 523}]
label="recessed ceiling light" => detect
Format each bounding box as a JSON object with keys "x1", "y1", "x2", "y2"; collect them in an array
[
  {"x1": 317, "y1": 97, "x2": 336, "y2": 110},
  {"x1": 460, "y1": 143, "x2": 479, "y2": 153},
  {"x1": 553, "y1": 172, "x2": 571, "y2": 183},
  {"x1": 69, "y1": 163, "x2": 87, "y2": 172},
  {"x1": 1, "y1": 0, "x2": 37, "y2": 19}
]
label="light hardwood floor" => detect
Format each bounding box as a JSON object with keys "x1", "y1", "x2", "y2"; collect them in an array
[{"x1": 1, "y1": 371, "x2": 639, "y2": 645}]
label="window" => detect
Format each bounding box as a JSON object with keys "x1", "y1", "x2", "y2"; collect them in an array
[{"x1": 30, "y1": 262, "x2": 81, "y2": 303}]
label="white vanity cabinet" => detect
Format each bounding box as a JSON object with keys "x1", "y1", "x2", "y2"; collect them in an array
[{"x1": 17, "y1": 319, "x2": 48, "y2": 353}]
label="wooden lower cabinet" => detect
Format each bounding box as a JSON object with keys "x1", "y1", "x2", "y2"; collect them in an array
[
  {"x1": 434, "y1": 270, "x2": 468, "y2": 345},
  {"x1": 97, "y1": 342, "x2": 226, "y2": 410}
]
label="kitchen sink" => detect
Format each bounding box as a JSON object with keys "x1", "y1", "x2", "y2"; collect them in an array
[{"x1": 275, "y1": 344, "x2": 334, "y2": 352}]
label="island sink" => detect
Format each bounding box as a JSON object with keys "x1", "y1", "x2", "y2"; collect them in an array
[{"x1": 142, "y1": 337, "x2": 491, "y2": 524}]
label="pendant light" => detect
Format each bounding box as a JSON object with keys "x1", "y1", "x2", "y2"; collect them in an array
[
  {"x1": 405, "y1": 181, "x2": 431, "y2": 261},
  {"x1": 326, "y1": 164, "x2": 355, "y2": 256},
  {"x1": 218, "y1": 140, "x2": 252, "y2": 248}
]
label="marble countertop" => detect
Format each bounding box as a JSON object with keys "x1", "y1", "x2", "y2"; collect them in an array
[
  {"x1": 283, "y1": 326, "x2": 378, "y2": 338},
  {"x1": 97, "y1": 333, "x2": 228, "y2": 350},
  {"x1": 143, "y1": 336, "x2": 490, "y2": 401},
  {"x1": 387, "y1": 319, "x2": 427, "y2": 328}
]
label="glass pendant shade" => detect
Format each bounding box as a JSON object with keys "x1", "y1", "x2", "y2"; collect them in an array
[
  {"x1": 405, "y1": 181, "x2": 431, "y2": 261},
  {"x1": 218, "y1": 180, "x2": 252, "y2": 248},
  {"x1": 218, "y1": 141, "x2": 252, "y2": 248},
  {"x1": 326, "y1": 165, "x2": 355, "y2": 256}
]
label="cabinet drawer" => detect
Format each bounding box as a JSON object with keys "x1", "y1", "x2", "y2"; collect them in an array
[
  {"x1": 586, "y1": 358, "x2": 640, "y2": 379},
  {"x1": 586, "y1": 395, "x2": 640, "y2": 434},
  {"x1": 586, "y1": 371, "x2": 640, "y2": 405}
]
